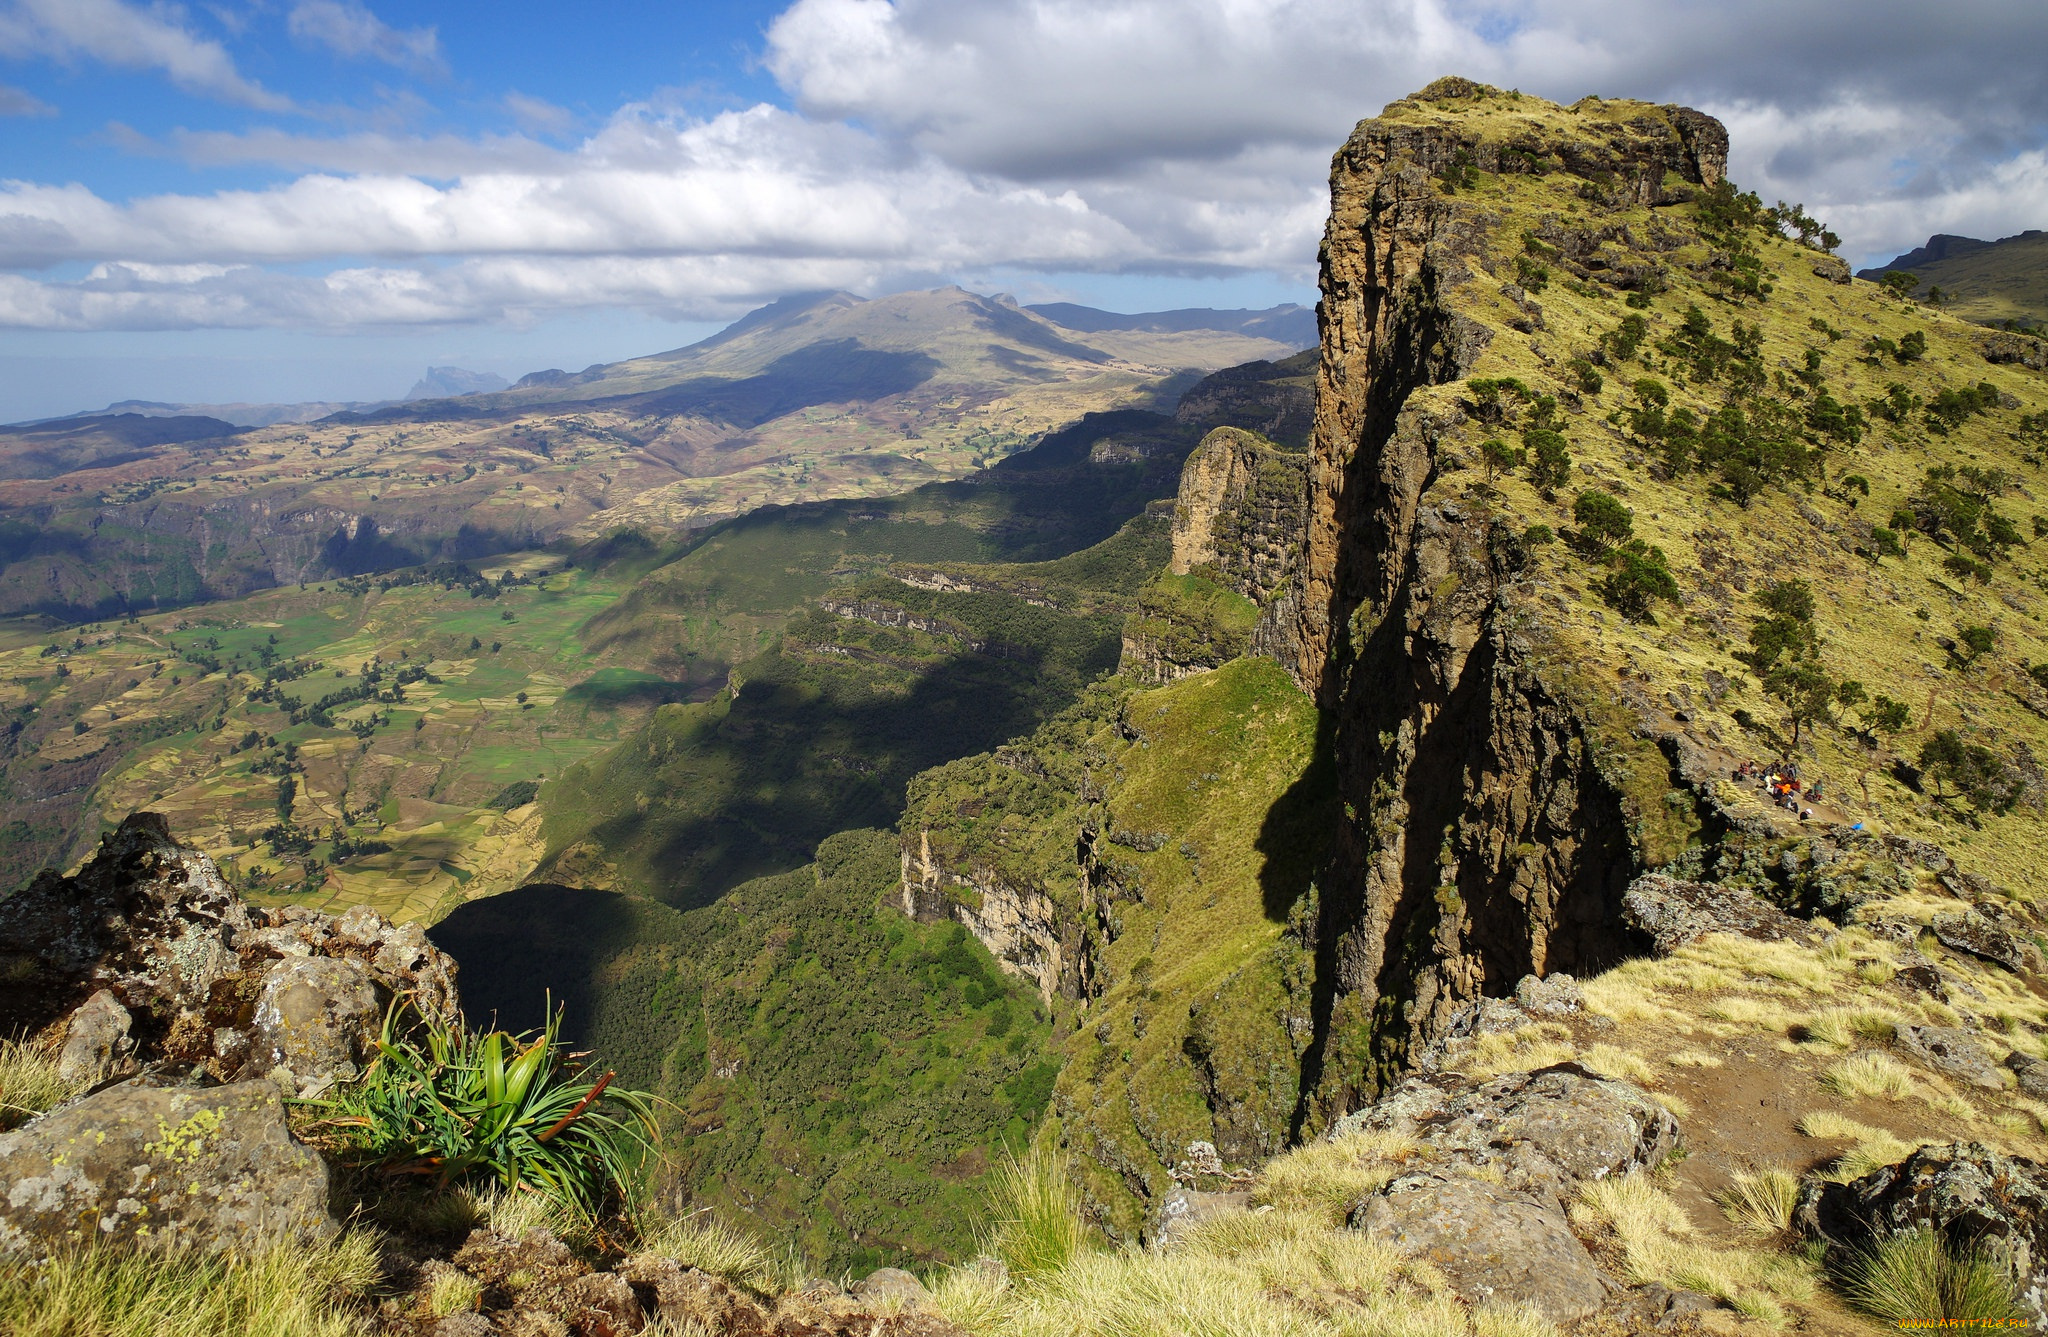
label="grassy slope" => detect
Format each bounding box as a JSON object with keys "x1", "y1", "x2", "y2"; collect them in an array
[
  {"x1": 1867, "y1": 231, "x2": 2048, "y2": 328},
  {"x1": 902, "y1": 656, "x2": 1334, "y2": 1240},
  {"x1": 1377, "y1": 88, "x2": 2048, "y2": 897},
  {"x1": 537, "y1": 513, "x2": 1169, "y2": 908}
]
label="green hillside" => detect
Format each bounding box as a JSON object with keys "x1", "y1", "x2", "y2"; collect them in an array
[{"x1": 1860, "y1": 229, "x2": 2048, "y2": 327}]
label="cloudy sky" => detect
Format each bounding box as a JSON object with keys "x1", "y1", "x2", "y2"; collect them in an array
[{"x1": 1, "y1": 0, "x2": 2043, "y2": 420}]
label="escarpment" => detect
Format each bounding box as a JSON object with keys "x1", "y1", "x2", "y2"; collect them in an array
[{"x1": 1287, "y1": 82, "x2": 1740, "y2": 1121}]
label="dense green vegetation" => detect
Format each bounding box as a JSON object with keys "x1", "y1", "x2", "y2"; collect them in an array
[
  {"x1": 536, "y1": 515, "x2": 1161, "y2": 908},
  {"x1": 443, "y1": 831, "x2": 1058, "y2": 1270}
]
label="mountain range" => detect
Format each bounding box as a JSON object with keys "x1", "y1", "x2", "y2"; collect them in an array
[{"x1": 1860, "y1": 228, "x2": 2048, "y2": 326}]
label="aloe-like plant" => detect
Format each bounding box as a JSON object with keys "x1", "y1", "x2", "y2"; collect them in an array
[{"x1": 317, "y1": 999, "x2": 656, "y2": 1221}]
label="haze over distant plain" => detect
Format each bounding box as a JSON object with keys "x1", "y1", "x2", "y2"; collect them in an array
[{"x1": 0, "y1": 0, "x2": 2043, "y2": 419}]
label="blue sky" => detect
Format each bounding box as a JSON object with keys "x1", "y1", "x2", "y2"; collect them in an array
[{"x1": 2, "y1": 0, "x2": 2044, "y2": 421}]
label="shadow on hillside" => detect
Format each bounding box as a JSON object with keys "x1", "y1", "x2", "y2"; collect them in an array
[{"x1": 552, "y1": 631, "x2": 1121, "y2": 913}]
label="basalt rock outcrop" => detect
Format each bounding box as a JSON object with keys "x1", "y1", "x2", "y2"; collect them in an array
[
  {"x1": 0, "y1": 811, "x2": 459, "y2": 1094},
  {"x1": 1288, "y1": 81, "x2": 1733, "y2": 1119},
  {"x1": 1337, "y1": 1063, "x2": 1685, "y2": 1324},
  {"x1": 1796, "y1": 1142, "x2": 2048, "y2": 1325},
  {"x1": 0, "y1": 1075, "x2": 333, "y2": 1257}
]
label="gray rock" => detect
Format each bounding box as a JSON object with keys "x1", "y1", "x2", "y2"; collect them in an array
[
  {"x1": 1810, "y1": 255, "x2": 1852, "y2": 284},
  {"x1": 249, "y1": 955, "x2": 379, "y2": 1097},
  {"x1": 1351, "y1": 1173, "x2": 1607, "y2": 1322},
  {"x1": 1515, "y1": 972, "x2": 1584, "y2": 1016},
  {"x1": 2007, "y1": 1052, "x2": 2048, "y2": 1100},
  {"x1": 0, "y1": 1077, "x2": 333, "y2": 1257},
  {"x1": 1331, "y1": 1064, "x2": 1680, "y2": 1211},
  {"x1": 56, "y1": 987, "x2": 134, "y2": 1086},
  {"x1": 0, "y1": 812, "x2": 250, "y2": 1038},
  {"x1": 1893, "y1": 1024, "x2": 2007, "y2": 1090},
  {"x1": 850, "y1": 1266, "x2": 930, "y2": 1307},
  {"x1": 1622, "y1": 873, "x2": 1816, "y2": 954},
  {"x1": 432, "y1": 1315, "x2": 494, "y2": 1337},
  {"x1": 1796, "y1": 1141, "x2": 2048, "y2": 1325},
  {"x1": 1933, "y1": 911, "x2": 2044, "y2": 975}
]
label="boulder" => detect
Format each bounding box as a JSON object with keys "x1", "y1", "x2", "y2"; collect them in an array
[
  {"x1": 1795, "y1": 1141, "x2": 2048, "y2": 1325},
  {"x1": 2008, "y1": 1052, "x2": 2048, "y2": 1100},
  {"x1": 1621, "y1": 873, "x2": 1816, "y2": 954},
  {"x1": 0, "y1": 812, "x2": 250, "y2": 1037},
  {"x1": 1810, "y1": 255, "x2": 1852, "y2": 284},
  {"x1": 56, "y1": 987, "x2": 135, "y2": 1086},
  {"x1": 1515, "y1": 972, "x2": 1584, "y2": 1016},
  {"x1": 1332, "y1": 1064, "x2": 1681, "y2": 1211},
  {"x1": 1932, "y1": 911, "x2": 2044, "y2": 975},
  {"x1": 0, "y1": 810, "x2": 460, "y2": 1091},
  {"x1": 249, "y1": 955, "x2": 380, "y2": 1097},
  {"x1": 0, "y1": 1077, "x2": 334, "y2": 1257},
  {"x1": 1351, "y1": 1173, "x2": 1607, "y2": 1323},
  {"x1": 850, "y1": 1267, "x2": 931, "y2": 1307},
  {"x1": 1893, "y1": 1023, "x2": 2007, "y2": 1090}
]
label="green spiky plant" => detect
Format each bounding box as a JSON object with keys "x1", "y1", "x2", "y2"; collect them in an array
[{"x1": 315, "y1": 999, "x2": 656, "y2": 1223}]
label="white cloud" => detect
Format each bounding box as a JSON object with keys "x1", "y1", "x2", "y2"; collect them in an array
[
  {"x1": 0, "y1": 82, "x2": 52, "y2": 116},
  {"x1": 287, "y1": 0, "x2": 442, "y2": 74},
  {"x1": 2, "y1": 0, "x2": 2045, "y2": 330},
  {"x1": 0, "y1": 0, "x2": 290, "y2": 110}
]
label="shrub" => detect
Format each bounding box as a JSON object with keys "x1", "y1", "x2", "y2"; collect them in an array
[
  {"x1": 1597, "y1": 543, "x2": 1679, "y2": 623},
  {"x1": 1843, "y1": 1225, "x2": 2023, "y2": 1324},
  {"x1": 1571, "y1": 490, "x2": 1634, "y2": 549},
  {"x1": 316, "y1": 1001, "x2": 656, "y2": 1222}
]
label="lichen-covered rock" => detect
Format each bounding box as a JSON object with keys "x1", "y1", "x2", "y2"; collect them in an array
[
  {"x1": 1515, "y1": 972, "x2": 1585, "y2": 1016},
  {"x1": 0, "y1": 811, "x2": 460, "y2": 1090},
  {"x1": 1893, "y1": 1023, "x2": 2007, "y2": 1090},
  {"x1": 0, "y1": 812, "x2": 250, "y2": 1039},
  {"x1": 2008, "y1": 1052, "x2": 2048, "y2": 1100},
  {"x1": 1621, "y1": 873, "x2": 1817, "y2": 954},
  {"x1": 0, "y1": 1076, "x2": 333, "y2": 1257},
  {"x1": 1351, "y1": 1173, "x2": 1607, "y2": 1322},
  {"x1": 248, "y1": 954, "x2": 380, "y2": 1097},
  {"x1": 1932, "y1": 910, "x2": 2044, "y2": 975},
  {"x1": 1331, "y1": 1064, "x2": 1680, "y2": 1211},
  {"x1": 56, "y1": 987, "x2": 135, "y2": 1086},
  {"x1": 1795, "y1": 1141, "x2": 2048, "y2": 1325},
  {"x1": 1810, "y1": 255, "x2": 1852, "y2": 284}
]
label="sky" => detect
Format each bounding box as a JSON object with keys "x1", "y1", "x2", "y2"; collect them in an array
[{"x1": 1, "y1": 0, "x2": 2044, "y2": 421}]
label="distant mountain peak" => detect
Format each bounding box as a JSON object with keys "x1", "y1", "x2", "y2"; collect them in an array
[{"x1": 406, "y1": 366, "x2": 510, "y2": 400}]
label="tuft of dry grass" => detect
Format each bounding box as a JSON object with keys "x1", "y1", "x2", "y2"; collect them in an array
[
  {"x1": 1251, "y1": 1129, "x2": 1420, "y2": 1220},
  {"x1": 0, "y1": 1233, "x2": 381, "y2": 1337},
  {"x1": 1800, "y1": 1006, "x2": 1907, "y2": 1051},
  {"x1": 1579, "y1": 1043, "x2": 1659, "y2": 1086},
  {"x1": 1665, "y1": 1049, "x2": 1723, "y2": 1069},
  {"x1": 637, "y1": 1209, "x2": 786, "y2": 1294},
  {"x1": 1718, "y1": 1169, "x2": 1801, "y2": 1236},
  {"x1": 1575, "y1": 1174, "x2": 1815, "y2": 1326},
  {"x1": 1820, "y1": 1052, "x2": 1915, "y2": 1103},
  {"x1": 1461, "y1": 1023, "x2": 1575, "y2": 1078},
  {"x1": 0, "y1": 1037, "x2": 84, "y2": 1132},
  {"x1": 1796, "y1": 1111, "x2": 1919, "y2": 1183}
]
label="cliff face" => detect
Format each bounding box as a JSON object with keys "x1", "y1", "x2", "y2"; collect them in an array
[{"x1": 1291, "y1": 80, "x2": 1730, "y2": 1119}]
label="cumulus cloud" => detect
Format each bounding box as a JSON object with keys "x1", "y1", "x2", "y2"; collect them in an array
[
  {"x1": 2, "y1": 0, "x2": 2044, "y2": 331},
  {"x1": 0, "y1": 0, "x2": 290, "y2": 110},
  {"x1": 287, "y1": 0, "x2": 442, "y2": 74}
]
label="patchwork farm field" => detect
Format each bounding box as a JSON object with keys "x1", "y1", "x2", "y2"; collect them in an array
[{"x1": 0, "y1": 554, "x2": 674, "y2": 920}]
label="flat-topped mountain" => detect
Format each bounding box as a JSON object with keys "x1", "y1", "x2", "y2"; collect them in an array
[{"x1": 1859, "y1": 228, "x2": 2048, "y2": 327}]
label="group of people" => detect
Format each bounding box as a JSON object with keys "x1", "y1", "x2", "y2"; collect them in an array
[{"x1": 1733, "y1": 758, "x2": 1822, "y2": 821}]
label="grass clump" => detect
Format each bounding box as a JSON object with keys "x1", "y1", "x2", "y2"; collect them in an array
[
  {"x1": 1842, "y1": 1225, "x2": 2023, "y2": 1324},
  {"x1": 1819, "y1": 1051, "x2": 1915, "y2": 1102},
  {"x1": 1576, "y1": 1174, "x2": 1815, "y2": 1325},
  {"x1": 315, "y1": 1000, "x2": 656, "y2": 1223},
  {"x1": 1251, "y1": 1129, "x2": 1420, "y2": 1220},
  {"x1": 0, "y1": 1037, "x2": 82, "y2": 1131},
  {"x1": 1718, "y1": 1168, "x2": 1800, "y2": 1236},
  {"x1": 636, "y1": 1211, "x2": 786, "y2": 1294},
  {"x1": 983, "y1": 1143, "x2": 1091, "y2": 1283},
  {"x1": 0, "y1": 1234, "x2": 381, "y2": 1337}
]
